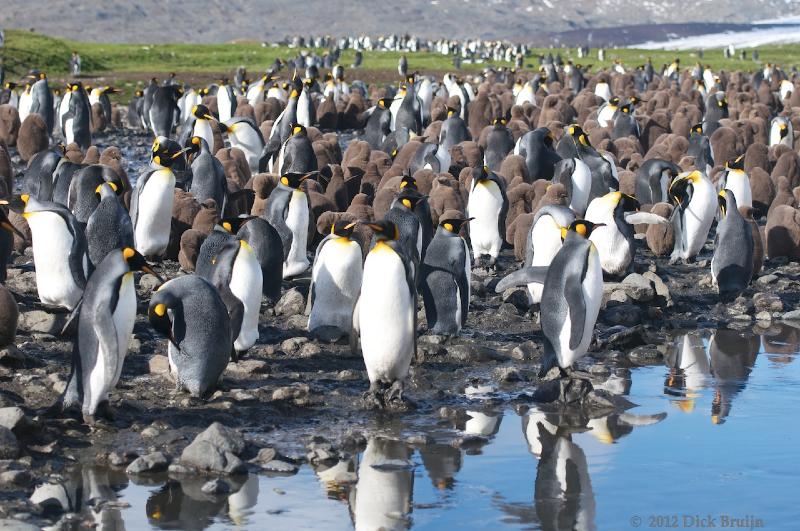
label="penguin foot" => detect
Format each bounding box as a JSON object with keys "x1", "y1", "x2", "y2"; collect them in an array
[
  {"x1": 385, "y1": 381, "x2": 404, "y2": 403},
  {"x1": 362, "y1": 389, "x2": 384, "y2": 410},
  {"x1": 95, "y1": 401, "x2": 116, "y2": 422}
]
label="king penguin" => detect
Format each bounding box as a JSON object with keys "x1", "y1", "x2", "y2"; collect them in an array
[
  {"x1": 686, "y1": 123, "x2": 714, "y2": 174},
  {"x1": 187, "y1": 136, "x2": 227, "y2": 214},
  {"x1": 352, "y1": 220, "x2": 416, "y2": 408},
  {"x1": 149, "y1": 275, "x2": 232, "y2": 397},
  {"x1": 634, "y1": 159, "x2": 680, "y2": 205},
  {"x1": 237, "y1": 217, "x2": 284, "y2": 304},
  {"x1": 718, "y1": 155, "x2": 752, "y2": 209},
  {"x1": 61, "y1": 82, "x2": 91, "y2": 150},
  {"x1": 184, "y1": 104, "x2": 216, "y2": 151},
  {"x1": 483, "y1": 118, "x2": 514, "y2": 172},
  {"x1": 62, "y1": 247, "x2": 160, "y2": 424},
  {"x1": 524, "y1": 204, "x2": 575, "y2": 304},
  {"x1": 29, "y1": 73, "x2": 54, "y2": 136},
  {"x1": 712, "y1": 190, "x2": 754, "y2": 302},
  {"x1": 668, "y1": 170, "x2": 717, "y2": 263},
  {"x1": 496, "y1": 220, "x2": 605, "y2": 376},
  {"x1": 131, "y1": 137, "x2": 185, "y2": 258},
  {"x1": 384, "y1": 187, "x2": 426, "y2": 271},
  {"x1": 306, "y1": 220, "x2": 363, "y2": 341},
  {"x1": 364, "y1": 98, "x2": 393, "y2": 150},
  {"x1": 85, "y1": 182, "x2": 135, "y2": 270},
  {"x1": 223, "y1": 117, "x2": 265, "y2": 173},
  {"x1": 420, "y1": 216, "x2": 472, "y2": 336},
  {"x1": 769, "y1": 116, "x2": 793, "y2": 148},
  {"x1": 264, "y1": 172, "x2": 313, "y2": 278},
  {"x1": 276, "y1": 124, "x2": 318, "y2": 175},
  {"x1": 596, "y1": 96, "x2": 620, "y2": 128},
  {"x1": 467, "y1": 165, "x2": 508, "y2": 266},
  {"x1": 216, "y1": 78, "x2": 238, "y2": 123},
  {"x1": 514, "y1": 127, "x2": 561, "y2": 182},
  {"x1": 22, "y1": 195, "x2": 87, "y2": 310},
  {"x1": 149, "y1": 84, "x2": 183, "y2": 138}
]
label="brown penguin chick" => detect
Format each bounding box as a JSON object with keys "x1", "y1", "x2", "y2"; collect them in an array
[
  {"x1": 341, "y1": 92, "x2": 367, "y2": 129},
  {"x1": 110, "y1": 105, "x2": 123, "y2": 128},
  {"x1": 90, "y1": 102, "x2": 106, "y2": 134},
  {"x1": 0, "y1": 284, "x2": 18, "y2": 348},
  {"x1": 428, "y1": 176, "x2": 466, "y2": 225},
  {"x1": 249, "y1": 173, "x2": 278, "y2": 216},
  {"x1": 99, "y1": 146, "x2": 131, "y2": 207},
  {"x1": 255, "y1": 99, "x2": 283, "y2": 124},
  {"x1": 744, "y1": 142, "x2": 770, "y2": 174},
  {"x1": 467, "y1": 91, "x2": 492, "y2": 139},
  {"x1": 749, "y1": 167, "x2": 774, "y2": 218},
  {"x1": 771, "y1": 151, "x2": 800, "y2": 188},
  {"x1": 423, "y1": 120, "x2": 443, "y2": 143},
  {"x1": 216, "y1": 147, "x2": 251, "y2": 188},
  {"x1": 392, "y1": 140, "x2": 423, "y2": 172},
  {"x1": 64, "y1": 143, "x2": 84, "y2": 163},
  {"x1": 766, "y1": 204, "x2": 800, "y2": 260},
  {"x1": 342, "y1": 139, "x2": 371, "y2": 170},
  {"x1": 16, "y1": 114, "x2": 49, "y2": 163},
  {"x1": 312, "y1": 140, "x2": 335, "y2": 169},
  {"x1": 769, "y1": 175, "x2": 795, "y2": 218},
  {"x1": 346, "y1": 193, "x2": 374, "y2": 221},
  {"x1": 639, "y1": 111, "x2": 671, "y2": 152},
  {"x1": 372, "y1": 187, "x2": 398, "y2": 220},
  {"x1": 709, "y1": 127, "x2": 742, "y2": 171},
  {"x1": 259, "y1": 120, "x2": 273, "y2": 142},
  {"x1": 317, "y1": 95, "x2": 339, "y2": 130},
  {"x1": 7, "y1": 210, "x2": 30, "y2": 252},
  {"x1": 450, "y1": 141, "x2": 483, "y2": 171},
  {"x1": 82, "y1": 145, "x2": 101, "y2": 164},
  {"x1": 168, "y1": 189, "x2": 202, "y2": 260},
  {"x1": 534, "y1": 182, "x2": 568, "y2": 214},
  {"x1": 498, "y1": 154, "x2": 528, "y2": 185},
  {"x1": 410, "y1": 169, "x2": 435, "y2": 196},
  {"x1": 645, "y1": 203, "x2": 675, "y2": 256},
  {"x1": 505, "y1": 182, "x2": 534, "y2": 231},
  {"x1": 618, "y1": 169, "x2": 637, "y2": 197},
  {"x1": 201, "y1": 95, "x2": 219, "y2": 118},
  {"x1": 0, "y1": 105, "x2": 21, "y2": 147},
  {"x1": 324, "y1": 165, "x2": 349, "y2": 211},
  {"x1": 192, "y1": 199, "x2": 220, "y2": 234},
  {"x1": 234, "y1": 101, "x2": 256, "y2": 120},
  {"x1": 508, "y1": 212, "x2": 534, "y2": 261},
  {"x1": 0, "y1": 142, "x2": 12, "y2": 196},
  {"x1": 739, "y1": 206, "x2": 764, "y2": 278},
  {"x1": 178, "y1": 229, "x2": 206, "y2": 272}
]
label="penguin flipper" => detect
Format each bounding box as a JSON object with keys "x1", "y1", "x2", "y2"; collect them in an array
[
  {"x1": 566, "y1": 248, "x2": 591, "y2": 351},
  {"x1": 349, "y1": 297, "x2": 361, "y2": 356},
  {"x1": 495, "y1": 267, "x2": 548, "y2": 293},
  {"x1": 91, "y1": 305, "x2": 122, "y2": 391},
  {"x1": 61, "y1": 298, "x2": 84, "y2": 336}
]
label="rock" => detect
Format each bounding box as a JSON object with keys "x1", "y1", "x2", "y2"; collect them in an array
[
  {"x1": 260, "y1": 459, "x2": 298, "y2": 474},
  {"x1": 275, "y1": 288, "x2": 305, "y2": 316},
  {"x1": 299, "y1": 342, "x2": 322, "y2": 358},
  {"x1": 138, "y1": 274, "x2": 162, "y2": 293},
  {"x1": 501, "y1": 288, "x2": 529, "y2": 311},
  {"x1": 0, "y1": 407, "x2": 29, "y2": 434},
  {"x1": 271, "y1": 384, "x2": 310, "y2": 401},
  {"x1": 497, "y1": 303, "x2": 520, "y2": 317},
  {"x1": 782, "y1": 309, "x2": 800, "y2": 321},
  {"x1": 281, "y1": 336, "x2": 309, "y2": 352},
  {"x1": 494, "y1": 366, "x2": 521, "y2": 382},
  {"x1": 621, "y1": 273, "x2": 655, "y2": 302},
  {"x1": 511, "y1": 341, "x2": 540, "y2": 361},
  {"x1": 30, "y1": 482, "x2": 71, "y2": 513},
  {"x1": 201, "y1": 478, "x2": 231, "y2": 495},
  {"x1": 446, "y1": 344, "x2": 504, "y2": 362},
  {"x1": 226, "y1": 359, "x2": 269, "y2": 374},
  {"x1": 0, "y1": 346, "x2": 24, "y2": 366},
  {"x1": 601, "y1": 304, "x2": 642, "y2": 327},
  {"x1": 17, "y1": 311, "x2": 67, "y2": 335},
  {"x1": 180, "y1": 422, "x2": 247, "y2": 474},
  {"x1": 109, "y1": 450, "x2": 138, "y2": 466},
  {"x1": 753, "y1": 293, "x2": 783, "y2": 313},
  {"x1": 148, "y1": 355, "x2": 171, "y2": 375},
  {"x1": 0, "y1": 520, "x2": 38, "y2": 531},
  {"x1": 0, "y1": 469, "x2": 32, "y2": 487},
  {"x1": 606, "y1": 289, "x2": 630, "y2": 306},
  {"x1": 193, "y1": 422, "x2": 246, "y2": 454},
  {"x1": 126, "y1": 452, "x2": 170, "y2": 474},
  {"x1": 141, "y1": 427, "x2": 160, "y2": 438},
  {"x1": 251, "y1": 447, "x2": 276, "y2": 464},
  {"x1": 628, "y1": 346, "x2": 663, "y2": 365},
  {"x1": 755, "y1": 311, "x2": 772, "y2": 322},
  {"x1": 532, "y1": 377, "x2": 593, "y2": 404},
  {"x1": 0, "y1": 426, "x2": 19, "y2": 458},
  {"x1": 643, "y1": 271, "x2": 672, "y2": 306},
  {"x1": 756, "y1": 274, "x2": 778, "y2": 285}
]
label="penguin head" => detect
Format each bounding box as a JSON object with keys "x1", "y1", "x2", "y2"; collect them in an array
[
  {"x1": 492, "y1": 117, "x2": 507, "y2": 126},
  {"x1": 185, "y1": 136, "x2": 209, "y2": 158},
  {"x1": 331, "y1": 220, "x2": 357, "y2": 239},
  {"x1": 377, "y1": 98, "x2": 393, "y2": 109},
  {"x1": 397, "y1": 188, "x2": 425, "y2": 210},
  {"x1": 122, "y1": 247, "x2": 162, "y2": 280},
  {"x1": 725, "y1": 155, "x2": 745, "y2": 172},
  {"x1": 610, "y1": 192, "x2": 640, "y2": 213},
  {"x1": 148, "y1": 290, "x2": 180, "y2": 351},
  {"x1": 669, "y1": 170, "x2": 703, "y2": 206},
  {"x1": 717, "y1": 189, "x2": 738, "y2": 217},
  {"x1": 366, "y1": 220, "x2": 399, "y2": 241},
  {"x1": 777, "y1": 118, "x2": 789, "y2": 137},
  {"x1": 618, "y1": 104, "x2": 632, "y2": 114},
  {"x1": 135, "y1": 90, "x2": 144, "y2": 98},
  {"x1": 280, "y1": 172, "x2": 313, "y2": 189},
  {"x1": 151, "y1": 137, "x2": 186, "y2": 169},
  {"x1": 3, "y1": 82, "x2": 16, "y2": 90},
  {"x1": 566, "y1": 124, "x2": 591, "y2": 147},
  {"x1": 399, "y1": 174, "x2": 418, "y2": 190},
  {"x1": 290, "y1": 123, "x2": 307, "y2": 137},
  {"x1": 628, "y1": 96, "x2": 643, "y2": 108},
  {"x1": 560, "y1": 220, "x2": 605, "y2": 241},
  {"x1": 716, "y1": 94, "x2": 727, "y2": 108},
  {"x1": 440, "y1": 217, "x2": 472, "y2": 235},
  {"x1": 691, "y1": 123, "x2": 704, "y2": 135},
  {"x1": 94, "y1": 181, "x2": 122, "y2": 199},
  {"x1": 192, "y1": 104, "x2": 214, "y2": 120},
  {"x1": 609, "y1": 96, "x2": 620, "y2": 108},
  {"x1": 218, "y1": 217, "x2": 253, "y2": 234}
]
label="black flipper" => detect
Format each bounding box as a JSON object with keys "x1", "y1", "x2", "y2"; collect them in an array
[{"x1": 495, "y1": 266, "x2": 549, "y2": 293}]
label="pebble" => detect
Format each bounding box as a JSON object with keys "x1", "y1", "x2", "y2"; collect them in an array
[
  {"x1": 781, "y1": 309, "x2": 800, "y2": 321},
  {"x1": 261, "y1": 459, "x2": 298, "y2": 474},
  {"x1": 140, "y1": 427, "x2": 160, "y2": 438},
  {"x1": 0, "y1": 427, "x2": 19, "y2": 459},
  {"x1": 126, "y1": 451, "x2": 170, "y2": 474},
  {"x1": 138, "y1": 274, "x2": 162, "y2": 293},
  {"x1": 494, "y1": 366, "x2": 521, "y2": 382},
  {"x1": 17, "y1": 311, "x2": 67, "y2": 335},
  {"x1": 621, "y1": 273, "x2": 655, "y2": 302},
  {"x1": 756, "y1": 274, "x2": 779, "y2": 285},
  {"x1": 148, "y1": 355, "x2": 171, "y2": 375},
  {"x1": 275, "y1": 288, "x2": 305, "y2": 317},
  {"x1": 281, "y1": 336, "x2": 309, "y2": 352},
  {"x1": 511, "y1": 341, "x2": 539, "y2": 361}
]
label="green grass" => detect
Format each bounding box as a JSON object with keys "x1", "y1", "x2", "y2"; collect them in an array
[{"x1": 4, "y1": 28, "x2": 800, "y2": 101}]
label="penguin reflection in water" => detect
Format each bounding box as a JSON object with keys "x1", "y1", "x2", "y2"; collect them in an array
[
  {"x1": 497, "y1": 220, "x2": 605, "y2": 377},
  {"x1": 62, "y1": 248, "x2": 161, "y2": 425}
]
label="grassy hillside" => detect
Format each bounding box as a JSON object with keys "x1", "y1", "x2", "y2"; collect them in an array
[{"x1": 3, "y1": 28, "x2": 800, "y2": 100}]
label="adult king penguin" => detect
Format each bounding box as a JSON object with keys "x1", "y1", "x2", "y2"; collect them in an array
[
  {"x1": 467, "y1": 166, "x2": 508, "y2": 266},
  {"x1": 634, "y1": 159, "x2": 680, "y2": 205},
  {"x1": 718, "y1": 155, "x2": 752, "y2": 209},
  {"x1": 62, "y1": 247, "x2": 160, "y2": 424},
  {"x1": 187, "y1": 137, "x2": 227, "y2": 214},
  {"x1": 712, "y1": 190, "x2": 754, "y2": 302},
  {"x1": 276, "y1": 124, "x2": 318, "y2": 175},
  {"x1": 264, "y1": 172, "x2": 313, "y2": 278},
  {"x1": 524, "y1": 205, "x2": 575, "y2": 304},
  {"x1": 769, "y1": 117, "x2": 793, "y2": 148},
  {"x1": 85, "y1": 182, "x2": 135, "y2": 270},
  {"x1": 484, "y1": 118, "x2": 514, "y2": 172},
  {"x1": 61, "y1": 82, "x2": 91, "y2": 150},
  {"x1": 224, "y1": 117, "x2": 265, "y2": 173},
  {"x1": 352, "y1": 220, "x2": 416, "y2": 408},
  {"x1": 669, "y1": 170, "x2": 717, "y2": 263},
  {"x1": 514, "y1": 127, "x2": 561, "y2": 182}
]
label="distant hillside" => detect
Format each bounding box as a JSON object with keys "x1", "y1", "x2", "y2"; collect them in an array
[{"x1": 2, "y1": 0, "x2": 800, "y2": 44}]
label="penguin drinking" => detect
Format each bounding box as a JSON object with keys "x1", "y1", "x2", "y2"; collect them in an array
[{"x1": 669, "y1": 170, "x2": 717, "y2": 263}]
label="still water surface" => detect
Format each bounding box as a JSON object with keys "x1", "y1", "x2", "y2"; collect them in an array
[{"x1": 58, "y1": 326, "x2": 799, "y2": 530}]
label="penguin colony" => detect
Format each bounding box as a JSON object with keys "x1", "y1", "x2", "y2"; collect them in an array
[{"x1": 1, "y1": 52, "x2": 800, "y2": 419}]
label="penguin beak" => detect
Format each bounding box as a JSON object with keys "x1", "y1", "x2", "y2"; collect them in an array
[
  {"x1": 203, "y1": 114, "x2": 214, "y2": 121},
  {"x1": 344, "y1": 222, "x2": 356, "y2": 230},
  {"x1": 141, "y1": 264, "x2": 163, "y2": 282}
]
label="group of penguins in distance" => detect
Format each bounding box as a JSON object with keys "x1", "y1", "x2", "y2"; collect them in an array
[{"x1": 2, "y1": 55, "x2": 800, "y2": 423}]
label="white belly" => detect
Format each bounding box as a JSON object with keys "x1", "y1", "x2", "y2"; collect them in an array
[
  {"x1": 464, "y1": 411, "x2": 500, "y2": 436},
  {"x1": 247, "y1": 83, "x2": 264, "y2": 107},
  {"x1": 528, "y1": 217, "x2": 563, "y2": 303},
  {"x1": 594, "y1": 83, "x2": 611, "y2": 101},
  {"x1": 570, "y1": 159, "x2": 592, "y2": 216},
  {"x1": 389, "y1": 98, "x2": 402, "y2": 131},
  {"x1": 134, "y1": 169, "x2": 175, "y2": 257},
  {"x1": 283, "y1": 191, "x2": 310, "y2": 278},
  {"x1": 296, "y1": 94, "x2": 312, "y2": 128},
  {"x1": 230, "y1": 129, "x2": 262, "y2": 172},
  {"x1": 230, "y1": 243, "x2": 263, "y2": 351},
  {"x1": 557, "y1": 247, "x2": 602, "y2": 368},
  {"x1": 218, "y1": 91, "x2": 233, "y2": 122},
  {"x1": 353, "y1": 440, "x2": 413, "y2": 531},
  {"x1": 726, "y1": 171, "x2": 752, "y2": 209},
  {"x1": 467, "y1": 181, "x2": 503, "y2": 259},
  {"x1": 28, "y1": 212, "x2": 83, "y2": 309},
  {"x1": 18, "y1": 93, "x2": 32, "y2": 122},
  {"x1": 193, "y1": 119, "x2": 215, "y2": 151},
  {"x1": 308, "y1": 240, "x2": 363, "y2": 332},
  {"x1": 359, "y1": 247, "x2": 414, "y2": 384},
  {"x1": 64, "y1": 118, "x2": 75, "y2": 145},
  {"x1": 682, "y1": 182, "x2": 716, "y2": 258},
  {"x1": 597, "y1": 105, "x2": 615, "y2": 128}
]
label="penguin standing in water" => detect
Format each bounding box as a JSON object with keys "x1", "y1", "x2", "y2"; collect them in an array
[
  {"x1": 352, "y1": 437, "x2": 414, "y2": 531},
  {"x1": 0, "y1": 200, "x2": 25, "y2": 283},
  {"x1": 467, "y1": 166, "x2": 508, "y2": 266},
  {"x1": 306, "y1": 220, "x2": 363, "y2": 341},
  {"x1": 364, "y1": 98, "x2": 393, "y2": 150},
  {"x1": 149, "y1": 275, "x2": 232, "y2": 397},
  {"x1": 216, "y1": 79, "x2": 238, "y2": 123},
  {"x1": 264, "y1": 172, "x2": 312, "y2": 278},
  {"x1": 352, "y1": 220, "x2": 416, "y2": 408},
  {"x1": 187, "y1": 137, "x2": 227, "y2": 214},
  {"x1": 85, "y1": 182, "x2": 134, "y2": 270},
  {"x1": 62, "y1": 247, "x2": 160, "y2": 424},
  {"x1": 237, "y1": 217, "x2": 284, "y2": 304},
  {"x1": 718, "y1": 155, "x2": 752, "y2": 209},
  {"x1": 668, "y1": 170, "x2": 717, "y2": 263},
  {"x1": 524, "y1": 205, "x2": 575, "y2": 304},
  {"x1": 687, "y1": 123, "x2": 714, "y2": 174},
  {"x1": 22, "y1": 195, "x2": 87, "y2": 310},
  {"x1": 484, "y1": 118, "x2": 514, "y2": 172},
  {"x1": 62, "y1": 82, "x2": 91, "y2": 150},
  {"x1": 634, "y1": 159, "x2": 680, "y2": 205},
  {"x1": 712, "y1": 190, "x2": 753, "y2": 302},
  {"x1": 496, "y1": 220, "x2": 605, "y2": 377},
  {"x1": 223, "y1": 117, "x2": 265, "y2": 173},
  {"x1": 276, "y1": 124, "x2": 318, "y2": 175},
  {"x1": 514, "y1": 127, "x2": 561, "y2": 182},
  {"x1": 198, "y1": 218, "x2": 262, "y2": 357},
  {"x1": 420, "y1": 216, "x2": 472, "y2": 336},
  {"x1": 149, "y1": 84, "x2": 183, "y2": 138},
  {"x1": 131, "y1": 137, "x2": 185, "y2": 258},
  {"x1": 769, "y1": 116, "x2": 793, "y2": 148}
]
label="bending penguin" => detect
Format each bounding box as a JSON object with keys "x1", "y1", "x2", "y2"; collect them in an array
[
  {"x1": 149, "y1": 275, "x2": 232, "y2": 397},
  {"x1": 712, "y1": 190, "x2": 754, "y2": 302},
  {"x1": 62, "y1": 247, "x2": 160, "y2": 425},
  {"x1": 264, "y1": 171, "x2": 313, "y2": 278},
  {"x1": 668, "y1": 170, "x2": 717, "y2": 263}
]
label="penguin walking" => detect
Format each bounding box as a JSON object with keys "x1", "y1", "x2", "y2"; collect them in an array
[
  {"x1": 88, "y1": 86, "x2": 118, "y2": 127},
  {"x1": 149, "y1": 275, "x2": 232, "y2": 397},
  {"x1": 399, "y1": 174, "x2": 434, "y2": 260},
  {"x1": 467, "y1": 166, "x2": 508, "y2": 266},
  {"x1": 420, "y1": 216, "x2": 472, "y2": 336},
  {"x1": 634, "y1": 159, "x2": 680, "y2": 205},
  {"x1": 398, "y1": 55, "x2": 408, "y2": 78},
  {"x1": 141, "y1": 78, "x2": 159, "y2": 131},
  {"x1": 62, "y1": 248, "x2": 159, "y2": 424},
  {"x1": 769, "y1": 117, "x2": 793, "y2": 148},
  {"x1": 514, "y1": 127, "x2": 561, "y2": 182},
  {"x1": 224, "y1": 117, "x2": 265, "y2": 173},
  {"x1": 22, "y1": 195, "x2": 87, "y2": 310},
  {"x1": 306, "y1": 220, "x2": 363, "y2": 341},
  {"x1": 483, "y1": 118, "x2": 514, "y2": 172},
  {"x1": 718, "y1": 156, "x2": 752, "y2": 209},
  {"x1": 131, "y1": 137, "x2": 185, "y2": 258},
  {"x1": 524, "y1": 205, "x2": 575, "y2": 304},
  {"x1": 669, "y1": 170, "x2": 717, "y2": 263},
  {"x1": 276, "y1": 124, "x2": 318, "y2": 175},
  {"x1": 264, "y1": 172, "x2": 312, "y2": 278},
  {"x1": 496, "y1": 220, "x2": 605, "y2": 376},
  {"x1": 296, "y1": 80, "x2": 316, "y2": 128},
  {"x1": 187, "y1": 137, "x2": 227, "y2": 214},
  {"x1": 85, "y1": 182, "x2": 134, "y2": 270},
  {"x1": 712, "y1": 190, "x2": 754, "y2": 302},
  {"x1": 352, "y1": 220, "x2": 416, "y2": 407}
]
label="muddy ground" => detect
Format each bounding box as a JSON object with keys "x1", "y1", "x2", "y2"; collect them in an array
[{"x1": 1, "y1": 127, "x2": 799, "y2": 527}]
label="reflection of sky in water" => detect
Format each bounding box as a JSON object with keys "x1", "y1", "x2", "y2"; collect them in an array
[{"x1": 77, "y1": 328, "x2": 799, "y2": 530}]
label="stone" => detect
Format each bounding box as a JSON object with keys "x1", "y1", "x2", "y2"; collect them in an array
[
  {"x1": 781, "y1": 309, "x2": 800, "y2": 321},
  {"x1": 299, "y1": 342, "x2": 322, "y2": 358},
  {"x1": 601, "y1": 304, "x2": 642, "y2": 327},
  {"x1": 628, "y1": 346, "x2": 663, "y2": 365},
  {"x1": 138, "y1": 274, "x2": 162, "y2": 293},
  {"x1": 511, "y1": 341, "x2": 540, "y2": 361},
  {"x1": 755, "y1": 311, "x2": 772, "y2": 322},
  {"x1": 126, "y1": 452, "x2": 170, "y2": 474},
  {"x1": 201, "y1": 478, "x2": 231, "y2": 495},
  {"x1": 756, "y1": 274, "x2": 778, "y2": 285},
  {"x1": 621, "y1": 273, "x2": 655, "y2": 302},
  {"x1": 141, "y1": 427, "x2": 160, "y2": 438},
  {"x1": 192, "y1": 422, "x2": 246, "y2": 454},
  {"x1": 642, "y1": 271, "x2": 672, "y2": 306},
  {"x1": 0, "y1": 520, "x2": 39, "y2": 531},
  {"x1": 0, "y1": 346, "x2": 24, "y2": 365},
  {"x1": 30, "y1": 482, "x2": 71, "y2": 513},
  {"x1": 446, "y1": 344, "x2": 504, "y2": 362},
  {"x1": 260, "y1": 459, "x2": 298, "y2": 474},
  {"x1": 0, "y1": 407, "x2": 28, "y2": 433},
  {"x1": 17, "y1": 311, "x2": 67, "y2": 335},
  {"x1": 494, "y1": 366, "x2": 521, "y2": 382},
  {"x1": 251, "y1": 447, "x2": 276, "y2": 464},
  {"x1": 0, "y1": 426, "x2": 19, "y2": 458},
  {"x1": 281, "y1": 336, "x2": 309, "y2": 352},
  {"x1": 226, "y1": 359, "x2": 269, "y2": 374},
  {"x1": 271, "y1": 384, "x2": 310, "y2": 401},
  {"x1": 753, "y1": 293, "x2": 783, "y2": 313},
  {"x1": 180, "y1": 440, "x2": 246, "y2": 475},
  {"x1": 149, "y1": 355, "x2": 171, "y2": 375},
  {"x1": 275, "y1": 288, "x2": 305, "y2": 316},
  {"x1": 606, "y1": 289, "x2": 630, "y2": 306},
  {"x1": 109, "y1": 450, "x2": 139, "y2": 466},
  {"x1": 501, "y1": 288, "x2": 530, "y2": 311}
]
